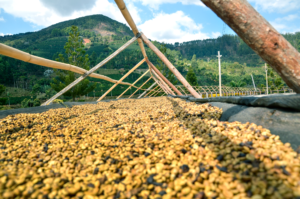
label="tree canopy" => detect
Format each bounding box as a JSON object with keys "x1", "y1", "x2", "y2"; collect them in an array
[{"x1": 50, "y1": 26, "x2": 96, "y2": 101}]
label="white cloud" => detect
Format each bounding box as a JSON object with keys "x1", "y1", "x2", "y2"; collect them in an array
[
  {"x1": 129, "y1": 0, "x2": 205, "y2": 10},
  {"x1": 138, "y1": 11, "x2": 209, "y2": 44},
  {"x1": 270, "y1": 14, "x2": 300, "y2": 33},
  {"x1": 249, "y1": 0, "x2": 300, "y2": 13},
  {"x1": 0, "y1": 33, "x2": 12, "y2": 36},
  {"x1": 211, "y1": 32, "x2": 221, "y2": 38},
  {"x1": 0, "y1": 17, "x2": 4, "y2": 22},
  {"x1": 0, "y1": 0, "x2": 134, "y2": 27}
]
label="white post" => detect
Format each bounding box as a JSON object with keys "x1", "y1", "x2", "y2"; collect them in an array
[
  {"x1": 265, "y1": 63, "x2": 268, "y2": 95},
  {"x1": 251, "y1": 74, "x2": 257, "y2": 92},
  {"x1": 217, "y1": 51, "x2": 222, "y2": 97}
]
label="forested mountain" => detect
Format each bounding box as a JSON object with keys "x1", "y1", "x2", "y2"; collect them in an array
[
  {"x1": 164, "y1": 33, "x2": 300, "y2": 67},
  {"x1": 0, "y1": 14, "x2": 299, "y2": 96}
]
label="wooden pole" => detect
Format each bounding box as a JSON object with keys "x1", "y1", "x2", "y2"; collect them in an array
[
  {"x1": 128, "y1": 76, "x2": 152, "y2": 98},
  {"x1": 42, "y1": 36, "x2": 138, "y2": 106},
  {"x1": 116, "y1": 69, "x2": 149, "y2": 99},
  {"x1": 201, "y1": 0, "x2": 300, "y2": 93},
  {"x1": 146, "y1": 60, "x2": 181, "y2": 95},
  {"x1": 144, "y1": 85, "x2": 159, "y2": 97},
  {"x1": 97, "y1": 58, "x2": 145, "y2": 101},
  {"x1": 151, "y1": 74, "x2": 170, "y2": 95},
  {"x1": 141, "y1": 33, "x2": 201, "y2": 98},
  {"x1": 150, "y1": 87, "x2": 162, "y2": 97},
  {"x1": 150, "y1": 69, "x2": 175, "y2": 95},
  {"x1": 265, "y1": 63, "x2": 269, "y2": 95},
  {"x1": 0, "y1": 43, "x2": 135, "y2": 88},
  {"x1": 154, "y1": 89, "x2": 164, "y2": 97},
  {"x1": 149, "y1": 89, "x2": 158, "y2": 97},
  {"x1": 138, "y1": 82, "x2": 157, "y2": 99},
  {"x1": 217, "y1": 51, "x2": 222, "y2": 97},
  {"x1": 114, "y1": 0, "x2": 147, "y2": 58}
]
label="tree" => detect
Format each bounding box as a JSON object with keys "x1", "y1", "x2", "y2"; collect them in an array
[
  {"x1": 229, "y1": 79, "x2": 246, "y2": 87},
  {"x1": 266, "y1": 64, "x2": 285, "y2": 90},
  {"x1": 32, "y1": 84, "x2": 41, "y2": 95},
  {"x1": 156, "y1": 44, "x2": 178, "y2": 85},
  {"x1": 186, "y1": 67, "x2": 198, "y2": 86},
  {"x1": 0, "y1": 85, "x2": 5, "y2": 96},
  {"x1": 51, "y1": 26, "x2": 96, "y2": 101}
]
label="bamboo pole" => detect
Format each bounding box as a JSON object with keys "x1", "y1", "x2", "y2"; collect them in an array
[
  {"x1": 97, "y1": 58, "x2": 145, "y2": 101},
  {"x1": 0, "y1": 43, "x2": 135, "y2": 87},
  {"x1": 150, "y1": 87, "x2": 162, "y2": 97},
  {"x1": 141, "y1": 34, "x2": 201, "y2": 98},
  {"x1": 146, "y1": 60, "x2": 181, "y2": 95},
  {"x1": 201, "y1": 0, "x2": 300, "y2": 93},
  {"x1": 154, "y1": 89, "x2": 164, "y2": 97},
  {"x1": 177, "y1": 86, "x2": 188, "y2": 96},
  {"x1": 144, "y1": 85, "x2": 159, "y2": 97},
  {"x1": 128, "y1": 76, "x2": 152, "y2": 98},
  {"x1": 114, "y1": 0, "x2": 147, "y2": 58},
  {"x1": 41, "y1": 36, "x2": 138, "y2": 106},
  {"x1": 138, "y1": 82, "x2": 157, "y2": 99},
  {"x1": 152, "y1": 75, "x2": 169, "y2": 95},
  {"x1": 150, "y1": 69, "x2": 175, "y2": 95},
  {"x1": 116, "y1": 69, "x2": 150, "y2": 99}
]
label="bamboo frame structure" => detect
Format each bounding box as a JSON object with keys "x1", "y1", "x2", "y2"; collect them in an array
[
  {"x1": 149, "y1": 87, "x2": 163, "y2": 97},
  {"x1": 42, "y1": 36, "x2": 139, "y2": 105},
  {"x1": 146, "y1": 60, "x2": 181, "y2": 95},
  {"x1": 144, "y1": 85, "x2": 159, "y2": 97},
  {"x1": 140, "y1": 34, "x2": 201, "y2": 98},
  {"x1": 0, "y1": 43, "x2": 137, "y2": 88},
  {"x1": 139, "y1": 83, "x2": 158, "y2": 98},
  {"x1": 152, "y1": 75, "x2": 170, "y2": 95},
  {"x1": 128, "y1": 76, "x2": 153, "y2": 98},
  {"x1": 97, "y1": 58, "x2": 146, "y2": 101},
  {"x1": 116, "y1": 69, "x2": 150, "y2": 99},
  {"x1": 150, "y1": 69, "x2": 175, "y2": 95}
]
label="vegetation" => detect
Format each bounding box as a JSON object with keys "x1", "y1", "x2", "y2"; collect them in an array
[
  {"x1": 0, "y1": 14, "x2": 299, "y2": 106},
  {"x1": 0, "y1": 85, "x2": 5, "y2": 96},
  {"x1": 186, "y1": 67, "x2": 198, "y2": 86},
  {"x1": 50, "y1": 26, "x2": 97, "y2": 101}
]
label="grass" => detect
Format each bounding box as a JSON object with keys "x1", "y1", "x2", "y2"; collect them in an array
[{"x1": 0, "y1": 87, "x2": 32, "y2": 98}]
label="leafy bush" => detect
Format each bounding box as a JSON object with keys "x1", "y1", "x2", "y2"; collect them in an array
[
  {"x1": 21, "y1": 98, "x2": 40, "y2": 108},
  {"x1": 78, "y1": 100, "x2": 85, "y2": 102},
  {"x1": 0, "y1": 98, "x2": 7, "y2": 105},
  {"x1": 34, "y1": 99, "x2": 41, "y2": 106}
]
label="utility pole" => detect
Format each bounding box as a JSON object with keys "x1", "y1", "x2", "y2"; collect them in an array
[
  {"x1": 217, "y1": 51, "x2": 222, "y2": 96},
  {"x1": 251, "y1": 74, "x2": 257, "y2": 91},
  {"x1": 265, "y1": 63, "x2": 268, "y2": 95}
]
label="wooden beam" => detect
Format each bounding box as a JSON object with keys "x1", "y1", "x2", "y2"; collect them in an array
[
  {"x1": 152, "y1": 75, "x2": 169, "y2": 95},
  {"x1": 146, "y1": 60, "x2": 181, "y2": 95},
  {"x1": 0, "y1": 43, "x2": 137, "y2": 87},
  {"x1": 201, "y1": 0, "x2": 300, "y2": 93},
  {"x1": 150, "y1": 69, "x2": 175, "y2": 95},
  {"x1": 114, "y1": 0, "x2": 147, "y2": 58},
  {"x1": 128, "y1": 76, "x2": 152, "y2": 98},
  {"x1": 116, "y1": 69, "x2": 149, "y2": 99},
  {"x1": 138, "y1": 82, "x2": 157, "y2": 99},
  {"x1": 42, "y1": 36, "x2": 138, "y2": 106},
  {"x1": 144, "y1": 85, "x2": 159, "y2": 97},
  {"x1": 150, "y1": 87, "x2": 162, "y2": 97},
  {"x1": 141, "y1": 33, "x2": 201, "y2": 98},
  {"x1": 97, "y1": 58, "x2": 146, "y2": 101}
]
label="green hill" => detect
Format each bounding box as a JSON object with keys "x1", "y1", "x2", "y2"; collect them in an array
[{"x1": 0, "y1": 14, "x2": 299, "y2": 100}]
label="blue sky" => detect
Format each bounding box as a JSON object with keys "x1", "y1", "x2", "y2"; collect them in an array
[{"x1": 0, "y1": 0, "x2": 300, "y2": 44}]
